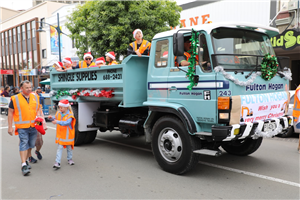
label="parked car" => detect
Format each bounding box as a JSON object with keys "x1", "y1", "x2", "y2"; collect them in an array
[{"x1": 277, "y1": 90, "x2": 296, "y2": 138}]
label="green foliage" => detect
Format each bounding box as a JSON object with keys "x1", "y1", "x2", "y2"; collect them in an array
[{"x1": 65, "y1": 0, "x2": 182, "y2": 60}]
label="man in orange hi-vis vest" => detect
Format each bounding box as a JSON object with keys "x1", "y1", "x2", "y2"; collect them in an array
[
  {"x1": 8, "y1": 80, "x2": 42, "y2": 176},
  {"x1": 127, "y1": 29, "x2": 151, "y2": 57},
  {"x1": 292, "y1": 85, "x2": 300, "y2": 153},
  {"x1": 72, "y1": 52, "x2": 95, "y2": 69}
]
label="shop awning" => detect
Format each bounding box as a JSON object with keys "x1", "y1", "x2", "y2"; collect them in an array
[{"x1": 40, "y1": 78, "x2": 50, "y2": 85}]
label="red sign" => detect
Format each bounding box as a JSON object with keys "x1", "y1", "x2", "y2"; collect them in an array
[{"x1": 0, "y1": 70, "x2": 14, "y2": 75}]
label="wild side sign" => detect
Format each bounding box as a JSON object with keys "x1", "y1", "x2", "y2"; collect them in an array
[{"x1": 270, "y1": 29, "x2": 300, "y2": 50}]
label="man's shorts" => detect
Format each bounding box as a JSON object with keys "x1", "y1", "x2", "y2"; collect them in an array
[{"x1": 18, "y1": 127, "x2": 37, "y2": 151}]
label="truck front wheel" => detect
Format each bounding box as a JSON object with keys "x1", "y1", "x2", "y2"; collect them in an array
[
  {"x1": 72, "y1": 106, "x2": 87, "y2": 146},
  {"x1": 151, "y1": 115, "x2": 200, "y2": 175},
  {"x1": 221, "y1": 137, "x2": 263, "y2": 156}
]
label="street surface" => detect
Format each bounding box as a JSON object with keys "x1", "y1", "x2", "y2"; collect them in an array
[{"x1": 1, "y1": 113, "x2": 300, "y2": 199}]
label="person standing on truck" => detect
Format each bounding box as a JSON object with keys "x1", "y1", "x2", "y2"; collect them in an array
[
  {"x1": 292, "y1": 85, "x2": 300, "y2": 153},
  {"x1": 7, "y1": 80, "x2": 42, "y2": 176},
  {"x1": 73, "y1": 52, "x2": 95, "y2": 69},
  {"x1": 48, "y1": 99, "x2": 76, "y2": 169},
  {"x1": 105, "y1": 51, "x2": 118, "y2": 65},
  {"x1": 127, "y1": 29, "x2": 151, "y2": 57},
  {"x1": 62, "y1": 57, "x2": 73, "y2": 70}
]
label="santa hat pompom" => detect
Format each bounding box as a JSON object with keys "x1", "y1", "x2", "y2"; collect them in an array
[
  {"x1": 83, "y1": 52, "x2": 93, "y2": 60},
  {"x1": 133, "y1": 29, "x2": 143, "y2": 38},
  {"x1": 58, "y1": 99, "x2": 70, "y2": 107},
  {"x1": 105, "y1": 51, "x2": 116, "y2": 60}
]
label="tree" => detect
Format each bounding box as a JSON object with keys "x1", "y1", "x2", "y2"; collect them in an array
[{"x1": 65, "y1": 0, "x2": 182, "y2": 60}]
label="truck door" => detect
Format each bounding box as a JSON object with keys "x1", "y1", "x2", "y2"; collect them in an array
[
  {"x1": 147, "y1": 39, "x2": 171, "y2": 102},
  {"x1": 167, "y1": 33, "x2": 219, "y2": 126}
]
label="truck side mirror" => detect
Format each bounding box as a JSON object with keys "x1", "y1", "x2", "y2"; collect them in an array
[{"x1": 173, "y1": 32, "x2": 184, "y2": 57}]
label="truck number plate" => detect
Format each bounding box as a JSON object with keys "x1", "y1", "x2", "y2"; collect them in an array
[{"x1": 263, "y1": 122, "x2": 276, "y2": 132}]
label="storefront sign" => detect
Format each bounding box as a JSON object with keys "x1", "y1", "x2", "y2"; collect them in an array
[
  {"x1": 271, "y1": 29, "x2": 300, "y2": 50},
  {"x1": 0, "y1": 70, "x2": 14, "y2": 75},
  {"x1": 19, "y1": 69, "x2": 37, "y2": 76}
]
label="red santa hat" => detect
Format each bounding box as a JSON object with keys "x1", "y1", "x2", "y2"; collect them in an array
[
  {"x1": 83, "y1": 52, "x2": 93, "y2": 60},
  {"x1": 133, "y1": 29, "x2": 143, "y2": 38},
  {"x1": 95, "y1": 57, "x2": 105, "y2": 64},
  {"x1": 62, "y1": 57, "x2": 72, "y2": 64},
  {"x1": 105, "y1": 51, "x2": 116, "y2": 60},
  {"x1": 54, "y1": 61, "x2": 63, "y2": 68},
  {"x1": 58, "y1": 99, "x2": 70, "y2": 107}
]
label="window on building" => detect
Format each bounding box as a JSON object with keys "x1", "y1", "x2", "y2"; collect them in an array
[
  {"x1": 155, "y1": 40, "x2": 169, "y2": 68},
  {"x1": 22, "y1": 25, "x2": 25, "y2": 40},
  {"x1": 19, "y1": 53, "x2": 23, "y2": 69},
  {"x1": 13, "y1": 28, "x2": 16, "y2": 43},
  {"x1": 8, "y1": 30, "x2": 12, "y2": 44},
  {"x1": 32, "y1": 21, "x2": 36, "y2": 38},
  {"x1": 72, "y1": 38, "x2": 75, "y2": 48},
  {"x1": 27, "y1": 23, "x2": 31, "y2": 39},
  {"x1": 23, "y1": 52, "x2": 27, "y2": 69},
  {"x1": 36, "y1": 1, "x2": 42, "y2": 5},
  {"x1": 40, "y1": 18, "x2": 45, "y2": 28},
  {"x1": 5, "y1": 31, "x2": 8, "y2": 44},
  {"x1": 33, "y1": 50, "x2": 38, "y2": 68},
  {"x1": 1, "y1": 33, "x2": 4, "y2": 46},
  {"x1": 10, "y1": 55, "x2": 14, "y2": 70},
  {"x1": 3, "y1": 56, "x2": 6, "y2": 69},
  {"x1": 66, "y1": 1, "x2": 71, "y2": 4},
  {"x1": 17, "y1": 26, "x2": 21, "y2": 41},
  {"x1": 0, "y1": 57, "x2": 2, "y2": 69},
  {"x1": 42, "y1": 49, "x2": 47, "y2": 58},
  {"x1": 14, "y1": 54, "x2": 18, "y2": 70}
]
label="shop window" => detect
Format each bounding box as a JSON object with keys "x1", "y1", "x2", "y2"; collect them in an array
[
  {"x1": 33, "y1": 50, "x2": 37, "y2": 68},
  {"x1": 42, "y1": 49, "x2": 47, "y2": 58},
  {"x1": 155, "y1": 40, "x2": 169, "y2": 68},
  {"x1": 23, "y1": 52, "x2": 27, "y2": 69},
  {"x1": 19, "y1": 53, "x2": 23, "y2": 69}
]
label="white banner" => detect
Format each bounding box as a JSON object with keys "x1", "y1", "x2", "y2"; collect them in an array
[
  {"x1": 0, "y1": 97, "x2": 10, "y2": 108},
  {"x1": 240, "y1": 91, "x2": 288, "y2": 123}
]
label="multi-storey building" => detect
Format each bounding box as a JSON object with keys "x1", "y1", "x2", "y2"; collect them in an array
[{"x1": 33, "y1": 0, "x2": 87, "y2": 6}]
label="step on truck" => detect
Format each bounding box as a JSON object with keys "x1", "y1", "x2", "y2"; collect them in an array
[{"x1": 50, "y1": 22, "x2": 293, "y2": 174}]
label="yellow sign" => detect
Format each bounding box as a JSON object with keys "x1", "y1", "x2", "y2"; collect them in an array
[{"x1": 271, "y1": 29, "x2": 300, "y2": 50}]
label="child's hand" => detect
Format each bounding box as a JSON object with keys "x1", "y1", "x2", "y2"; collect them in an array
[{"x1": 52, "y1": 120, "x2": 57, "y2": 124}]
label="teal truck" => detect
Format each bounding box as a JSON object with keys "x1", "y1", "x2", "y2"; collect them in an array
[{"x1": 50, "y1": 22, "x2": 293, "y2": 174}]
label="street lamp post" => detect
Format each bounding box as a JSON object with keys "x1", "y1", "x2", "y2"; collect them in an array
[{"x1": 37, "y1": 13, "x2": 68, "y2": 62}]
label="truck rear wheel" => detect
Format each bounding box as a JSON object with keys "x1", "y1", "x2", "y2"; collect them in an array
[
  {"x1": 151, "y1": 115, "x2": 200, "y2": 175},
  {"x1": 72, "y1": 106, "x2": 87, "y2": 146},
  {"x1": 221, "y1": 137, "x2": 263, "y2": 156},
  {"x1": 84, "y1": 131, "x2": 97, "y2": 144}
]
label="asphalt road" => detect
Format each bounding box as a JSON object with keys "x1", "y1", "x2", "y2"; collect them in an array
[{"x1": 1, "y1": 114, "x2": 300, "y2": 200}]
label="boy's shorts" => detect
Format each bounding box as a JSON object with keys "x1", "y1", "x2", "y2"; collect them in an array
[{"x1": 18, "y1": 127, "x2": 37, "y2": 151}]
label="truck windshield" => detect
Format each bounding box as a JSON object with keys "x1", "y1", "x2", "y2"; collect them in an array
[{"x1": 211, "y1": 28, "x2": 275, "y2": 71}]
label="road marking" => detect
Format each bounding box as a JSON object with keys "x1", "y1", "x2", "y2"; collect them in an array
[
  {"x1": 8, "y1": 126, "x2": 300, "y2": 188},
  {"x1": 95, "y1": 138, "x2": 300, "y2": 188}
]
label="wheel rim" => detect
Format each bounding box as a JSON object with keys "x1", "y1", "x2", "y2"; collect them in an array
[{"x1": 158, "y1": 127, "x2": 183, "y2": 163}]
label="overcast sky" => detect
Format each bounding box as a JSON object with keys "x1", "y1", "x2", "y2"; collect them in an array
[{"x1": 0, "y1": 0, "x2": 196, "y2": 11}]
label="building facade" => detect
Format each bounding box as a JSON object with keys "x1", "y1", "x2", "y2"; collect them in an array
[
  {"x1": 0, "y1": 2, "x2": 66, "y2": 88},
  {"x1": 33, "y1": 0, "x2": 87, "y2": 6}
]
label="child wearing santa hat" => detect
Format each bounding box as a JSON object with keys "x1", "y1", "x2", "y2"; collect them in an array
[
  {"x1": 53, "y1": 61, "x2": 66, "y2": 72},
  {"x1": 90, "y1": 57, "x2": 106, "y2": 68},
  {"x1": 62, "y1": 57, "x2": 73, "y2": 70},
  {"x1": 127, "y1": 29, "x2": 151, "y2": 57},
  {"x1": 105, "y1": 52, "x2": 118, "y2": 65},
  {"x1": 48, "y1": 99, "x2": 76, "y2": 169}
]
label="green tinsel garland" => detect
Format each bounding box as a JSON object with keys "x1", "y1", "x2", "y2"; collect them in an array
[
  {"x1": 186, "y1": 29, "x2": 199, "y2": 91},
  {"x1": 261, "y1": 53, "x2": 278, "y2": 81}
]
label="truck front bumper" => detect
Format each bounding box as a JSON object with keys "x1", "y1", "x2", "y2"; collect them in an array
[{"x1": 210, "y1": 116, "x2": 293, "y2": 141}]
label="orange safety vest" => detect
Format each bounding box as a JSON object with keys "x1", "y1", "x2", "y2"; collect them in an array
[
  {"x1": 293, "y1": 86, "x2": 300, "y2": 123},
  {"x1": 108, "y1": 61, "x2": 118, "y2": 65},
  {"x1": 55, "y1": 111, "x2": 76, "y2": 149},
  {"x1": 11, "y1": 93, "x2": 40, "y2": 135},
  {"x1": 175, "y1": 52, "x2": 199, "y2": 66},
  {"x1": 130, "y1": 40, "x2": 151, "y2": 55},
  {"x1": 79, "y1": 61, "x2": 96, "y2": 68}
]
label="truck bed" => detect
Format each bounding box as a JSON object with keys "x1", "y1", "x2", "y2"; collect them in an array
[{"x1": 50, "y1": 55, "x2": 149, "y2": 108}]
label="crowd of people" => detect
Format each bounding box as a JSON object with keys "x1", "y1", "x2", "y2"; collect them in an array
[{"x1": 53, "y1": 29, "x2": 151, "y2": 71}]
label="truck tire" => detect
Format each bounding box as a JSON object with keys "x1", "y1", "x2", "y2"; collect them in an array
[
  {"x1": 221, "y1": 137, "x2": 263, "y2": 156},
  {"x1": 151, "y1": 115, "x2": 200, "y2": 175},
  {"x1": 84, "y1": 131, "x2": 97, "y2": 144},
  {"x1": 72, "y1": 106, "x2": 87, "y2": 146},
  {"x1": 277, "y1": 126, "x2": 294, "y2": 138}
]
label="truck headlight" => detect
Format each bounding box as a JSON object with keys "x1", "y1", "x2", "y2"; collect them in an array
[{"x1": 219, "y1": 113, "x2": 229, "y2": 119}]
